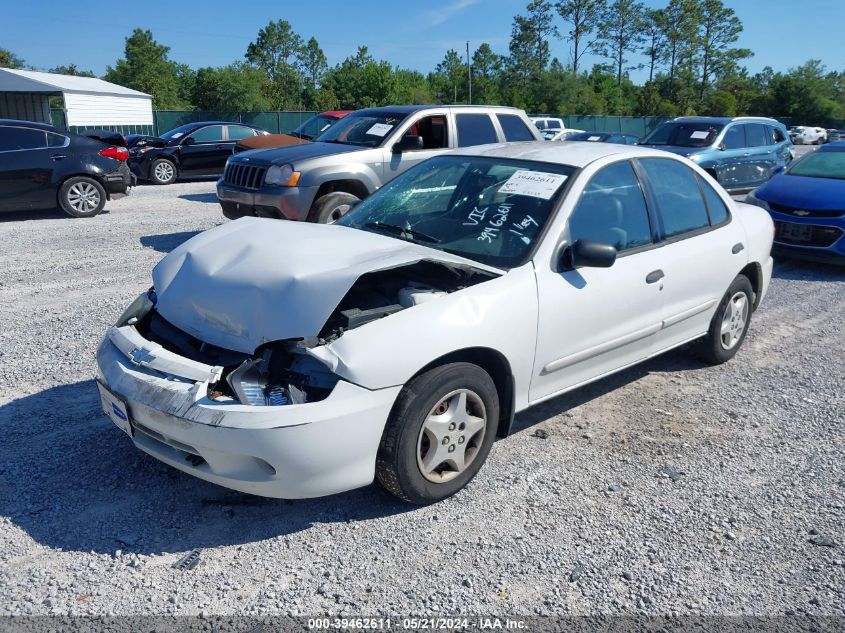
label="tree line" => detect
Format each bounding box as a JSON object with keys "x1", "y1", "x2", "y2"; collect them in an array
[{"x1": 2, "y1": 0, "x2": 844, "y2": 124}]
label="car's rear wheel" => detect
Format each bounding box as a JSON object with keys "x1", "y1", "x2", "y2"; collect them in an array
[
  {"x1": 59, "y1": 177, "x2": 107, "y2": 218},
  {"x1": 698, "y1": 274, "x2": 754, "y2": 365},
  {"x1": 376, "y1": 363, "x2": 499, "y2": 505},
  {"x1": 310, "y1": 191, "x2": 359, "y2": 223},
  {"x1": 150, "y1": 158, "x2": 177, "y2": 185}
]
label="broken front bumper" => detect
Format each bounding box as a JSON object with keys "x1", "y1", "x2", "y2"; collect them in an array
[{"x1": 95, "y1": 326, "x2": 401, "y2": 499}]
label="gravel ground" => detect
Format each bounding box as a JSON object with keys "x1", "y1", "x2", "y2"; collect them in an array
[{"x1": 0, "y1": 177, "x2": 842, "y2": 618}]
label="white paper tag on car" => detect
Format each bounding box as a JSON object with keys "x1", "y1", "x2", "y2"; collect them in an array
[
  {"x1": 499, "y1": 170, "x2": 568, "y2": 200},
  {"x1": 588, "y1": 135, "x2": 601, "y2": 141},
  {"x1": 690, "y1": 130, "x2": 710, "y2": 139},
  {"x1": 96, "y1": 380, "x2": 133, "y2": 436},
  {"x1": 366, "y1": 123, "x2": 393, "y2": 137}
]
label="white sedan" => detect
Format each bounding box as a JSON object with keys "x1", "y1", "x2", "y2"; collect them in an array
[{"x1": 96, "y1": 143, "x2": 774, "y2": 504}]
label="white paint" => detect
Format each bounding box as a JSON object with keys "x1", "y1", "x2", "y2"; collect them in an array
[
  {"x1": 366, "y1": 123, "x2": 393, "y2": 136},
  {"x1": 498, "y1": 170, "x2": 568, "y2": 199},
  {"x1": 63, "y1": 92, "x2": 153, "y2": 127},
  {"x1": 690, "y1": 130, "x2": 710, "y2": 139}
]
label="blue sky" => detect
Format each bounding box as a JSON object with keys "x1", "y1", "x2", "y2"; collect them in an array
[{"x1": 2, "y1": 0, "x2": 843, "y2": 81}]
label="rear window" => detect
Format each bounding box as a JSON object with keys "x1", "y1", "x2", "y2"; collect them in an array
[
  {"x1": 773, "y1": 127, "x2": 786, "y2": 143},
  {"x1": 456, "y1": 114, "x2": 498, "y2": 147},
  {"x1": 0, "y1": 126, "x2": 47, "y2": 151},
  {"x1": 642, "y1": 122, "x2": 723, "y2": 148},
  {"x1": 47, "y1": 133, "x2": 68, "y2": 147},
  {"x1": 746, "y1": 124, "x2": 769, "y2": 147},
  {"x1": 497, "y1": 114, "x2": 535, "y2": 142}
]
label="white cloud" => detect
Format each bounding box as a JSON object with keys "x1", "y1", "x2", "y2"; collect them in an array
[{"x1": 425, "y1": 0, "x2": 481, "y2": 27}]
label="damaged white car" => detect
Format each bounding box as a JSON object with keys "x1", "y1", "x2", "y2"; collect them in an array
[{"x1": 96, "y1": 143, "x2": 774, "y2": 504}]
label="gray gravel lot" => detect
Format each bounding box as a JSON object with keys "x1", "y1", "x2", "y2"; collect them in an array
[{"x1": 0, "y1": 176, "x2": 843, "y2": 618}]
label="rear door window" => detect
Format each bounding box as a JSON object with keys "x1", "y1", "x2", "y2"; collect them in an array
[
  {"x1": 0, "y1": 126, "x2": 48, "y2": 151},
  {"x1": 47, "y1": 133, "x2": 68, "y2": 147},
  {"x1": 456, "y1": 114, "x2": 498, "y2": 147},
  {"x1": 227, "y1": 125, "x2": 257, "y2": 141},
  {"x1": 640, "y1": 158, "x2": 711, "y2": 238},
  {"x1": 497, "y1": 114, "x2": 535, "y2": 142},
  {"x1": 746, "y1": 124, "x2": 769, "y2": 147},
  {"x1": 773, "y1": 127, "x2": 786, "y2": 143}
]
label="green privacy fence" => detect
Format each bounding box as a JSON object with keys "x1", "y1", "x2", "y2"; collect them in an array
[{"x1": 545, "y1": 115, "x2": 670, "y2": 137}]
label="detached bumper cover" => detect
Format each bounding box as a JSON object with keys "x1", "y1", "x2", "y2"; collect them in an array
[{"x1": 96, "y1": 327, "x2": 401, "y2": 498}]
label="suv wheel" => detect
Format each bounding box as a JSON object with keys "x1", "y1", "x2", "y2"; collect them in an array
[{"x1": 310, "y1": 191, "x2": 359, "y2": 223}]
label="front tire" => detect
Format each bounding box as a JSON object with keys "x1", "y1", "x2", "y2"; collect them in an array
[
  {"x1": 309, "y1": 191, "x2": 359, "y2": 223},
  {"x1": 698, "y1": 274, "x2": 754, "y2": 365},
  {"x1": 149, "y1": 158, "x2": 177, "y2": 185},
  {"x1": 59, "y1": 177, "x2": 106, "y2": 218},
  {"x1": 376, "y1": 363, "x2": 499, "y2": 505}
]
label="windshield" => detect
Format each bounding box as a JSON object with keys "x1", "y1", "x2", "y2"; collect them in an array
[
  {"x1": 641, "y1": 122, "x2": 724, "y2": 147},
  {"x1": 337, "y1": 155, "x2": 575, "y2": 268},
  {"x1": 786, "y1": 150, "x2": 845, "y2": 180},
  {"x1": 568, "y1": 132, "x2": 610, "y2": 142},
  {"x1": 314, "y1": 111, "x2": 408, "y2": 147},
  {"x1": 160, "y1": 124, "x2": 199, "y2": 141},
  {"x1": 291, "y1": 114, "x2": 339, "y2": 140}
]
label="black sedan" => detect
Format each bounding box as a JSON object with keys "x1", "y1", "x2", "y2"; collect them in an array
[
  {"x1": 565, "y1": 131, "x2": 640, "y2": 145},
  {"x1": 127, "y1": 122, "x2": 269, "y2": 185},
  {"x1": 0, "y1": 119, "x2": 134, "y2": 218}
]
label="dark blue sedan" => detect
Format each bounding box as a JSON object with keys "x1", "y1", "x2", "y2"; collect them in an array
[{"x1": 746, "y1": 141, "x2": 845, "y2": 264}]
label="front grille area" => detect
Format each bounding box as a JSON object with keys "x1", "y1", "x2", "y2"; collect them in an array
[
  {"x1": 769, "y1": 202, "x2": 844, "y2": 218},
  {"x1": 774, "y1": 221, "x2": 844, "y2": 247},
  {"x1": 223, "y1": 162, "x2": 267, "y2": 190}
]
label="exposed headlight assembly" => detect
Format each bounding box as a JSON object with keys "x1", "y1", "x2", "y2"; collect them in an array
[
  {"x1": 116, "y1": 288, "x2": 157, "y2": 326},
  {"x1": 265, "y1": 164, "x2": 301, "y2": 187}
]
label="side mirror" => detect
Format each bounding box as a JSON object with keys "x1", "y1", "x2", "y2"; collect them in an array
[
  {"x1": 393, "y1": 135, "x2": 424, "y2": 153},
  {"x1": 182, "y1": 136, "x2": 196, "y2": 146},
  {"x1": 560, "y1": 239, "x2": 617, "y2": 271},
  {"x1": 718, "y1": 142, "x2": 726, "y2": 151}
]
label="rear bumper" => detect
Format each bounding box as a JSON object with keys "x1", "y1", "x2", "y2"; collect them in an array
[
  {"x1": 216, "y1": 180, "x2": 319, "y2": 221},
  {"x1": 104, "y1": 163, "x2": 135, "y2": 198},
  {"x1": 95, "y1": 328, "x2": 401, "y2": 499}
]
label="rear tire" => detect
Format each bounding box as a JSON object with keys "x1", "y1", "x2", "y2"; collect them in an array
[
  {"x1": 698, "y1": 274, "x2": 754, "y2": 365},
  {"x1": 376, "y1": 363, "x2": 499, "y2": 505},
  {"x1": 59, "y1": 177, "x2": 106, "y2": 218},
  {"x1": 309, "y1": 191, "x2": 359, "y2": 223},
  {"x1": 149, "y1": 158, "x2": 177, "y2": 185}
]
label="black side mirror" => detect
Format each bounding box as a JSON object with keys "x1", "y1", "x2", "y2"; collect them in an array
[
  {"x1": 182, "y1": 136, "x2": 195, "y2": 146},
  {"x1": 718, "y1": 142, "x2": 726, "y2": 151},
  {"x1": 560, "y1": 239, "x2": 617, "y2": 271},
  {"x1": 393, "y1": 135, "x2": 424, "y2": 153}
]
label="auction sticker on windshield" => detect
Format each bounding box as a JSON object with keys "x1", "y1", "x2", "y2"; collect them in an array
[
  {"x1": 690, "y1": 130, "x2": 710, "y2": 139},
  {"x1": 499, "y1": 170, "x2": 568, "y2": 199},
  {"x1": 366, "y1": 123, "x2": 394, "y2": 137}
]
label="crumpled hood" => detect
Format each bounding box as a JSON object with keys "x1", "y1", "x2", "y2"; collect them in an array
[
  {"x1": 232, "y1": 141, "x2": 367, "y2": 166},
  {"x1": 151, "y1": 218, "x2": 483, "y2": 354}
]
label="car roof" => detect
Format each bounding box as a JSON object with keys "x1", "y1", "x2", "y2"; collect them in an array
[
  {"x1": 451, "y1": 140, "x2": 673, "y2": 168},
  {"x1": 0, "y1": 118, "x2": 59, "y2": 131},
  {"x1": 351, "y1": 105, "x2": 525, "y2": 116},
  {"x1": 819, "y1": 140, "x2": 845, "y2": 152},
  {"x1": 672, "y1": 116, "x2": 781, "y2": 126}
]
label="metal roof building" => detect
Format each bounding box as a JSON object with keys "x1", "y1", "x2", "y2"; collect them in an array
[{"x1": 0, "y1": 68, "x2": 153, "y2": 133}]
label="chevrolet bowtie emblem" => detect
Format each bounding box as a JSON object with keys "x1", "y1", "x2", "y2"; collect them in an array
[
  {"x1": 793, "y1": 210, "x2": 810, "y2": 216},
  {"x1": 129, "y1": 348, "x2": 156, "y2": 365}
]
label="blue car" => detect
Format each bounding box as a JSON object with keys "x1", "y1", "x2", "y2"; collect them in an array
[
  {"x1": 745, "y1": 141, "x2": 845, "y2": 263},
  {"x1": 639, "y1": 116, "x2": 793, "y2": 193}
]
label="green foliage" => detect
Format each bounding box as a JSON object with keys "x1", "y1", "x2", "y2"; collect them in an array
[
  {"x1": 322, "y1": 47, "x2": 396, "y2": 109},
  {"x1": 48, "y1": 64, "x2": 95, "y2": 77},
  {"x1": 596, "y1": 0, "x2": 646, "y2": 86},
  {"x1": 193, "y1": 64, "x2": 271, "y2": 112},
  {"x1": 104, "y1": 29, "x2": 187, "y2": 109},
  {"x1": 555, "y1": 0, "x2": 604, "y2": 74},
  {"x1": 0, "y1": 47, "x2": 25, "y2": 69},
  {"x1": 245, "y1": 20, "x2": 305, "y2": 109}
]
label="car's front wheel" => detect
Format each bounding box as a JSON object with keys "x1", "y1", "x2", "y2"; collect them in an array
[
  {"x1": 150, "y1": 158, "x2": 177, "y2": 185},
  {"x1": 59, "y1": 177, "x2": 107, "y2": 218},
  {"x1": 699, "y1": 274, "x2": 754, "y2": 365},
  {"x1": 376, "y1": 363, "x2": 499, "y2": 504},
  {"x1": 310, "y1": 191, "x2": 359, "y2": 223}
]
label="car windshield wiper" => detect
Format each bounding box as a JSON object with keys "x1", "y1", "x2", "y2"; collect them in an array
[{"x1": 364, "y1": 222, "x2": 441, "y2": 244}]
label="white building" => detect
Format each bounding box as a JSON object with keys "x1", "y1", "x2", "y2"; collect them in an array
[{"x1": 0, "y1": 68, "x2": 153, "y2": 133}]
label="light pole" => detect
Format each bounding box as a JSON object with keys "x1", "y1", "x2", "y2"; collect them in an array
[{"x1": 466, "y1": 41, "x2": 472, "y2": 105}]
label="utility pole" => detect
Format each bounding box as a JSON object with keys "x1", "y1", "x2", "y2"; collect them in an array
[{"x1": 466, "y1": 41, "x2": 472, "y2": 105}]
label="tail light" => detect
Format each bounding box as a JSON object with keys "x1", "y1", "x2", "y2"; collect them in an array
[{"x1": 99, "y1": 146, "x2": 129, "y2": 161}]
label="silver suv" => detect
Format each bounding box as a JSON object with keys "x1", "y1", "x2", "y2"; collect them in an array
[{"x1": 216, "y1": 105, "x2": 542, "y2": 223}]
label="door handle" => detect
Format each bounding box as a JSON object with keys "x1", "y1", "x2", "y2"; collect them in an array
[
  {"x1": 732, "y1": 242, "x2": 745, "y2": 254},
  {"x1": 646, "y1": 269, "x2": 664, "y2": 284},
  {"x1": 51, "y1": 154, "x2": 67, "y2": 161}
]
